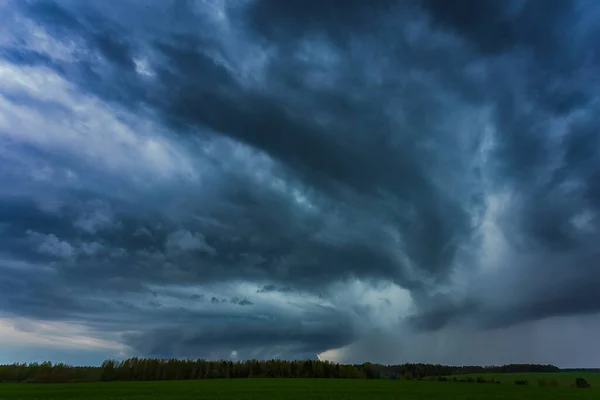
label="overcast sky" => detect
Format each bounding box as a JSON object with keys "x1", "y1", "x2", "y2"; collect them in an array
[{"x1": 1, "y1": 0, "x2": 600, "y2": 368}]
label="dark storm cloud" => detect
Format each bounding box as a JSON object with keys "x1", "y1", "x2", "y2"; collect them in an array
[
  {"x1": 247, "y1": 0, "x2": 401, "y2": 46},
  {"x1": 408, "y1": 249, "x2": 600, "y2": 332},
  {"x1": 1, "y1": 0, "x2": 600, "y2": 364},
  {"x1": 256, "y1": 284, "x2": 293, "y2": 294},
  {"x1": 422, "y1": 0, "x2": 573, "y2": 57},
  {"x1": 123, "y1": 304, "x2": 356, "y2": 360}
]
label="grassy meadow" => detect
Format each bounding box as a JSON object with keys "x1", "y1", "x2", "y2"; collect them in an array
[
  {"x1": 1, "y1": 376, "x2": 599, "y2": 400},
  {"x1": 447, "y1": 371, "x2": 600, "y2": 386}
]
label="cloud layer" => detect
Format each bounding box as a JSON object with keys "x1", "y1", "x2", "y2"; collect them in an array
[{"x1": 1, "y1": 0, "x2": 599, "y2": 367}]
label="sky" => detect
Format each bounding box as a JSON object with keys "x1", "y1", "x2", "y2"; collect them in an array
[{"x1": 0, "y1": 0, "x2": 599, "y2": 368}]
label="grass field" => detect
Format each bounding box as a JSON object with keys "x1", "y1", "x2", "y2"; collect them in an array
[
  {"x1": 450, "y1": 371, "x2": 600, "y2": 386},
  {"x1": 1, "y1": 377, "x2": 599, "y2": 400}
]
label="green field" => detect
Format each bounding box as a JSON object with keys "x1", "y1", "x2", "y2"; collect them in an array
[
  {"x1": 1, "y1": 377, "x2": 599, "y2": 400},
  {"x1": 449, "y1": 371, "x2": 600, "y2": 386}
]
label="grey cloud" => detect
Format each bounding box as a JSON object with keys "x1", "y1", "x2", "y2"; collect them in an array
[
  {"x1": 165, "y1": 229, "x2": 216, "y2": 256},
  {"x1": 207, "y1": 296, "x2": 252, "y2": 306},
  {"x1": 27, "y1": 231, "x2": 76, "y2": 259},
  {"x1": 230, "y1": 297, "x2": 253, "y2": 307},
  {"x1": 123, "y1": 307, "x2": 357, "y2": 360},
  {"x1": 79, "y1": 241, "x2": 105, "y2": 256},
  {"x1": 0, "y1": 0, "x2": 599, "y2": 366},
  {"x1": 421, "y1": 0, "x2": 580, "y2": 63},
  {"x1": 256, "y1": 284, "x2": 293, "y2": 294},
  {"x1": 133, "y1": 226, "x2": 152, "y2": 238},
  {"x1": 0, "y1": 259, "x2": 106, "y2": 321},
  {"x1": 147, "y1": 300, "x2": 162, "y2": 309},
  {"x1": 73, "y1": 200, "x2": 118, "y2": 234},
  {"x1": 27, "y1": 231, "x2": 106, "y2": 260},
  {"x1": 247, "y1": 0, "x2": 401, "y2": 45},
  {"x1": 333, "y1": 315, "x2": 600, "y2": 368}
]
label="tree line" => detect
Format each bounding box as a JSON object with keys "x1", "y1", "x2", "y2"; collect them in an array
[{"x1": 0, "y1": 358, "x2": 560, "y2": 383}]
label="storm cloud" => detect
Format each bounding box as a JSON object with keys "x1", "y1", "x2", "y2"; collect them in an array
[{"x1": 1, "y1": 0, "x2": 600, "y2": 367}]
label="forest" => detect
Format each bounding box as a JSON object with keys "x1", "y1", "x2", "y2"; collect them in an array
[{"x1": 0, "y1": 358, "x2": 560, "y2": 383}]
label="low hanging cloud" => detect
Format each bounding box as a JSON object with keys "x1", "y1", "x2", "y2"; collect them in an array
[
  {"x1": 0, "y1": 0, "x2": 599, "y2": 367},
  {"x1": 165, "y1": 230, "x2": 216, "y2": 256}
]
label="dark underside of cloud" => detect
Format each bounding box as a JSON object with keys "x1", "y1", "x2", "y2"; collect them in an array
[{"x1": 0, "y1": 0, "x2": 599, "y2": 366}]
